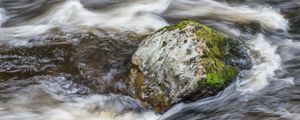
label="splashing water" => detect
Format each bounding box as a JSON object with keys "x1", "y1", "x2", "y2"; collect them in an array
[
  {"x1": 237, "y1": 34, "x2": 292, "y2": 93},
  {"x1": 166, "y1": 0, "x2": 289, "y2": 30},
  {"x1": 0, "y1": 0, "x2": 170, "y2": 42},
  {"x1": 0, "y1": 0, "x2": 300, "y2": 120},
  {"x1": 0, "y1": 8, "x2": 8, "y2": 27}
]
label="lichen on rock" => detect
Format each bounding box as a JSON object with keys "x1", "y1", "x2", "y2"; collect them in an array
[{"x1": 130, "y1": 20, "x2": 238, "y2": 112}]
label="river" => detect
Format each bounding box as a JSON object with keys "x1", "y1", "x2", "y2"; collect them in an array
[{"x1": 0, "y1": 0, "x2": 299, "y2": 120}]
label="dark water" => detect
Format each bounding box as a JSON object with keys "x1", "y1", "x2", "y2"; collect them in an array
[{"x1": 0, "y1": 0, "x2": 300, "y2": 120}]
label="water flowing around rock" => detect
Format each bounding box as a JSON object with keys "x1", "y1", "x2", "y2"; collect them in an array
[
  {"x1": 0, "y1": 0, "x2": 300, "y2": 120},
  {"x1": 130, "y1": 20, "x2": 248, "y2": 112}
]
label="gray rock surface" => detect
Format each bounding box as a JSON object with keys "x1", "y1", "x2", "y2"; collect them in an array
[{"x1": 130, "y1": 20, "x2": 238, "y2": 112}]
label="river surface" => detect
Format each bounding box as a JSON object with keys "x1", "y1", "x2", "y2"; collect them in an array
[{"x1": 0, "y1": 0, "x2": 300, "y2": 120}]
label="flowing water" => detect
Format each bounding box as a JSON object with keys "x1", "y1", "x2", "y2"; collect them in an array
[{"x1": 0, "y1": 0, "x2": 299, "y2": 120}]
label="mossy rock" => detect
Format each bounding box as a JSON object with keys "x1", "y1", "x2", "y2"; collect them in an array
[{"x1": 130, "y1": 20, "x2": 239, "y2": 112}]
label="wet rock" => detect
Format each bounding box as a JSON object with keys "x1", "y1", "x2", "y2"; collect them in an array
[{"x1": 130, "y1": 20, "x2": 238, "y2": 112}]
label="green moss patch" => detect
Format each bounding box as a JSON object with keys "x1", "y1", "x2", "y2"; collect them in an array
[
  {"x1": 155, "y1": 20, "x2": 203, "y2": 33},
  {"x1": 157, "y1": 20, "x2": 238, "y2": 87},
  {"x1": 171, "y1": 20, "x2": 237, "y2": 87},
  {"x1": 191, "y1": 20, "x2": 237, "y2": 87}
]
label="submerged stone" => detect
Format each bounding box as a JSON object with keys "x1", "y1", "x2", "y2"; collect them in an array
[{"x1": 130, "y1": 20, "x2": 239, "y2": 112}]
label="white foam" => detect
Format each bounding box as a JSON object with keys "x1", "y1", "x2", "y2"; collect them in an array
[
  {"x1": 0, "y1": 0, "x2": 288, "y2": 45},
  {"x1": 0, "y1": 8, "x2": 8, "y2": 26},
  {"x1": 0, "y1": 0, "x2": 171, "y2": 46},
  {"x1": 0, "y1": 94, "x2": 160, "y2": 120},
  {"x1": 237, "y1": 34, "x2": 283, "y2": 93},
  {"x1": 5, "y1": 0, "x2": 170, "y2": 33},
  {"x1": 0, "y1": 1, "x2": 294, "y2": 119},
  {"x1": 0, "y1": 76, "x2": 160, "y2": 120},
  {"x1": 168, "y1": 0, "x2": 288, "y2": 30},
  {"x1": 41, "y1": 107, "x2": 159, "y2": 120},
  {"x1": 37, "y1": 95, "x2": 160, "y2": 120}
]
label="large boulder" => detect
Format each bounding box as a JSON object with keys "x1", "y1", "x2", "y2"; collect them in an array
[{"x1": 130, "y1": 20, "x2": 238, "y2": 112}]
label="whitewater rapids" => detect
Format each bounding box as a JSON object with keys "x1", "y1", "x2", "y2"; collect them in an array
[{"x1": 0, "y1": 0, "x2": 300, "y2": 120}]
